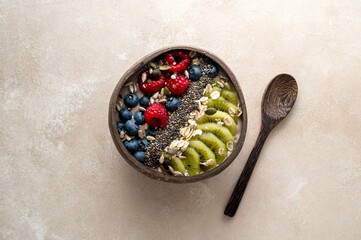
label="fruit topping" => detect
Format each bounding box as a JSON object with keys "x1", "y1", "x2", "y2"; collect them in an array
[
  {"x1": 119, "y1": 108, "x2": 132, "y2": 122},
  {"x1": 188, "y1": 65, "x2": 202, "y2": 81},
  {"x1": 205, "y1": 64, "x2": 218, "y2": 78},
  {"x1": 163, "y1": 51, "x2": 190, "y2": 72},
  {"x1": 188, "y1": 140, "x2": 217, "y2": 171},
  {"x1": 138, "y1": 71, "x2": 166, "y2": 95},
  {"x1": 124, "y1": 93, "x2": 139, "y2": 108},
  {"x1": 133, "y1": 151, "x2": 146, "y2": 162},
  {"x1": 124, "y1": 139, "x2": 140, "y2": 153},
  {"x1": 140, "y1": 139, "x2": 149, "y2": 150},
  {"x1": 165, "y1": 74, "x2": 190, "y2": 96},
  {"x1": 124, "y1": 119, "x2": 139, "y2": 136},
  {"x1": 139, "y1": 95, "x2": 150, "y2": 108},
  {"x1": 145, "y1": 128, "x2": 156, "y2": 137},
  {"x1": 182, "y1": 148, "x2": 201, "y2": 176},
  {"x1": 144, "y1": 103, "x2": 169, "y2": 128},
  {"x1": 116, "y1": 122, "x2": 125, "y2": 132},
  {"x1": 134, "y1": 111, "x2": 145, "y2": 125},
  {"x1": 169, "y1": 157, "x2": 185, "y2": 175},
  {"x1": 165, "y1": 97, "x2": 181, "y2": 112},
  {"x1": 196, "y1": 123, "x2": 234, "y2": 143},
  {"x1": 196, "y1": 132, "x2": 228, "y2": 164},
  {"x1": 197, "y1": 110, "x2": 237, "y2": 135}
]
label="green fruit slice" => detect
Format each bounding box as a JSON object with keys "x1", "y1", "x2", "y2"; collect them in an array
[
  {"x1": 182, "y1": 148, "x2": 201, "y2": 176},
  {"x1": 188, "y1": 140, "x2": 217, "y2": 171},
  {"x1": 197, "y1": 110, "x2": 237, "y2": 135},
  {"x1": 197, "y1": 132, "x2": 228, "y2": 164},
  {"x1": 221, "y1": 88, "x2": 238, "y2": 106},
  {"x1": 205, "y1": 86, "x2": 238, "y2": 106},
  {"x1": 169, "y1": 157, "x2": 185, "y2": 174},
  {"x1": 207, "y1": 97, "x2": 238, "y2": 123},
  {"x1": 196, "y1": 123, "x2": 234, "y2": 144},
  {"x1": 213, "y1": 78, "x2": 236, "y2": 91}
]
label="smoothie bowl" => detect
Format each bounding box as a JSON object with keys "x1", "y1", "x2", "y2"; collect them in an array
[{"x1": 108, "y1": 46, "x2": 247, "y2": 183}]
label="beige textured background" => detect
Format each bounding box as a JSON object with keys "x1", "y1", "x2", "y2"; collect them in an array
[{"x1": 1, "y1": 0, "x2": 361, "y2": 239}]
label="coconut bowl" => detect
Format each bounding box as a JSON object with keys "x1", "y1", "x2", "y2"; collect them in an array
[{"x1": 108, "y1": 46, "x2": 247, "y2": 183}]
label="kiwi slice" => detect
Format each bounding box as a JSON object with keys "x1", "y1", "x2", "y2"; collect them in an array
[
  {"x1": 205, "y1": 86, "x2": 238, "y2": 106},
  {"x1": 196, "y1": 132, "x2": 228, "y2": 164},
  {"x1": 169, "y1": 157, "x2": 185, "y2": 174},
  {"x1": 196, "y1": 123, "x2": 234, "y2": 144},
  {"x1": 188, "y1": 140, "x2": 217, "y2": 171},
  {"x1": 182, "y1": 148, "x2": 201, "y2": 176},
  {"x1": 213, "y1": 78, "x2": 236, "y2": 91},
  {"x1": 221, "y1": 88, "x2": 238, "y2": 106},
  {"x1": 197, "y1": 110, "x2": 237, "y2": 135},
  {"x1": 207, "y1": 97, "x2": 238, "y2": 123}
]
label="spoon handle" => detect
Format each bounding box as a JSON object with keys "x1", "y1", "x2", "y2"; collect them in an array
[{"x1": 224, "y1": 124, "x2": 271, "y2": 217}]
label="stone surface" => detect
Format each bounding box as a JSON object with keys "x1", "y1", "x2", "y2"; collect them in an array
[{"x1": 1, "y1": 0, "x2": 361, "y2": 239}]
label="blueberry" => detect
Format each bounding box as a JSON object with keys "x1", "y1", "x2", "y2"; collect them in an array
[
  {"x1": 161, "y1": 144, "x2": 167, "y2": 150},
  {"x1": 146, "y1": 129, "x2": 156, "y2": 137},
  {"x1": 134, "y1": 111, "x2": 145, "y2": 125},
  {"x1": 139, "y1": 95, "x2": 150, "y2": 108},
  {"x1": 124, "y1": 93, "x2": 139, "y2": 108},
  {"x1": 123, "y1": 139, "x2": 140, "y2": 153},
  {"x1": 188, "y1": 65, "x2": 202, "y2": 81},
  {"x1": 117, "y1": 121, "x2": 125, "y2": 132},
  {"x1": 119, "y1": 108, "x2": 132, "y2": 123},
  {"x1": 133, "y1": 151, "x2": 146, "y2": 162},
  {"x1": 139, "y1": 139, "x2": 148, "y2": 150},
  {"x1": 125, "y1": 119, "x2": 139, "y2": 136},
  {"x1": 206, "y1": 65, "x2": 218, "y2": 78},
  {"x1": 165, "y1": 97, "x2": 181, "y2": 112}
]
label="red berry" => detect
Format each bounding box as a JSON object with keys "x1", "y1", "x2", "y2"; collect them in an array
[
  {"x1": 165, "y1": 74, "x2": 190, "y2": 96},
  {"x1": 163, "y1": 51, "x2": 190, "y2": 73},
  {"x1": 144, "y1": 103, "x2": 169, "y2": 128},
  {"x1": 138, "y1": 72, "x2": 166, "y2": 95}
]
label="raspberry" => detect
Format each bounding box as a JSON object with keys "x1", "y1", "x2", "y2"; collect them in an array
[
  {"x1": 164, "y1": 51, "x2": 190, "y2": 72},
  {"x1": 138, "y1": 71, "x2": 166, "y2": 95},
  {"x1": 144, "y1": 103, "x2": 169, "y2": 128},
  {"x1": 165, "y1": 74, "x2": 190, "y2": 96}
]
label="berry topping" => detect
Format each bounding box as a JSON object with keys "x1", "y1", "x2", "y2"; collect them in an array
[
  {"x1": 139, "y1": 95, "x2": 150, "y2": 108},
  {"x1": 124, "y1": 119, "x2": 139, "y2": 136},
  {"x1": 123, "y1": 139, "x2": 140, "y2": 153},
  {"x1": 134, "y1": 111, "x2": 145, "y2": 125},
  {"x1": 144, "y1": 103, "x2": 169, "y2": 128},
  {"x1": 133, "y1": 151, "x2": 146, "y2": 162},
  {"x1": 117, "y1": 121, "x2": 125, "y2": 132},
  {"x1": 206, "y1": 64, "x2": 218, "y2": 78},
  {"x1": 139, "y1": 139, "x2": 149, "y2": 150},
  {"x1": 138, "y1": 71, "x2": 166, "y2": 95},
  {"x1": 165, "y1": 74, "x2": 190, "y2": 96},
  {"x1": 165, "y1": 97, "x2": 181, "y2": 112},
  {"x1": 124, "y1": 93, "x2": 139, "y2": 108},
  {"x1": 188, "y1": 65, "x2": 202, "y2": 81},
  {"x1": 146, "y1": 128, "x2": 156, "y2": 137},
  {"x1": 164, "y1": 51, "x2": 190, "y2": 72},
  {"x1": 119, "y1": 108, "x2": 132, "y2": 123}
]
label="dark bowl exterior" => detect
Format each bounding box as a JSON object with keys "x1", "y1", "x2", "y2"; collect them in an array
[{"x1": 109, "y1": 46, "x2": 247, "y2": 183}]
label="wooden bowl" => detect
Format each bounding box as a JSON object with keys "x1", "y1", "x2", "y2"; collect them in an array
[{"x1": 108, "y1": 46, "x2": 247, "y2": 183}]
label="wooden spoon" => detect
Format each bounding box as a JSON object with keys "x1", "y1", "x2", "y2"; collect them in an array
[{"x1": 224, "y1": 74, "x2": 298, "y2": 217}]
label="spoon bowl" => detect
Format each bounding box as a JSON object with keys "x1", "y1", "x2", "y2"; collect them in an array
[
  {"x1": 224, "y1": 74, "x2": 298, "y2": 217},
  {"x1": 262, "y1": 74, "x2": 298, "y2": 124}
]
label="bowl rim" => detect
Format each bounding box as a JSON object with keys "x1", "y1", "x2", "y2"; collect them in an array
[{"x1": 108, "y1": 45, "x2": 247, "y2": 183}]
